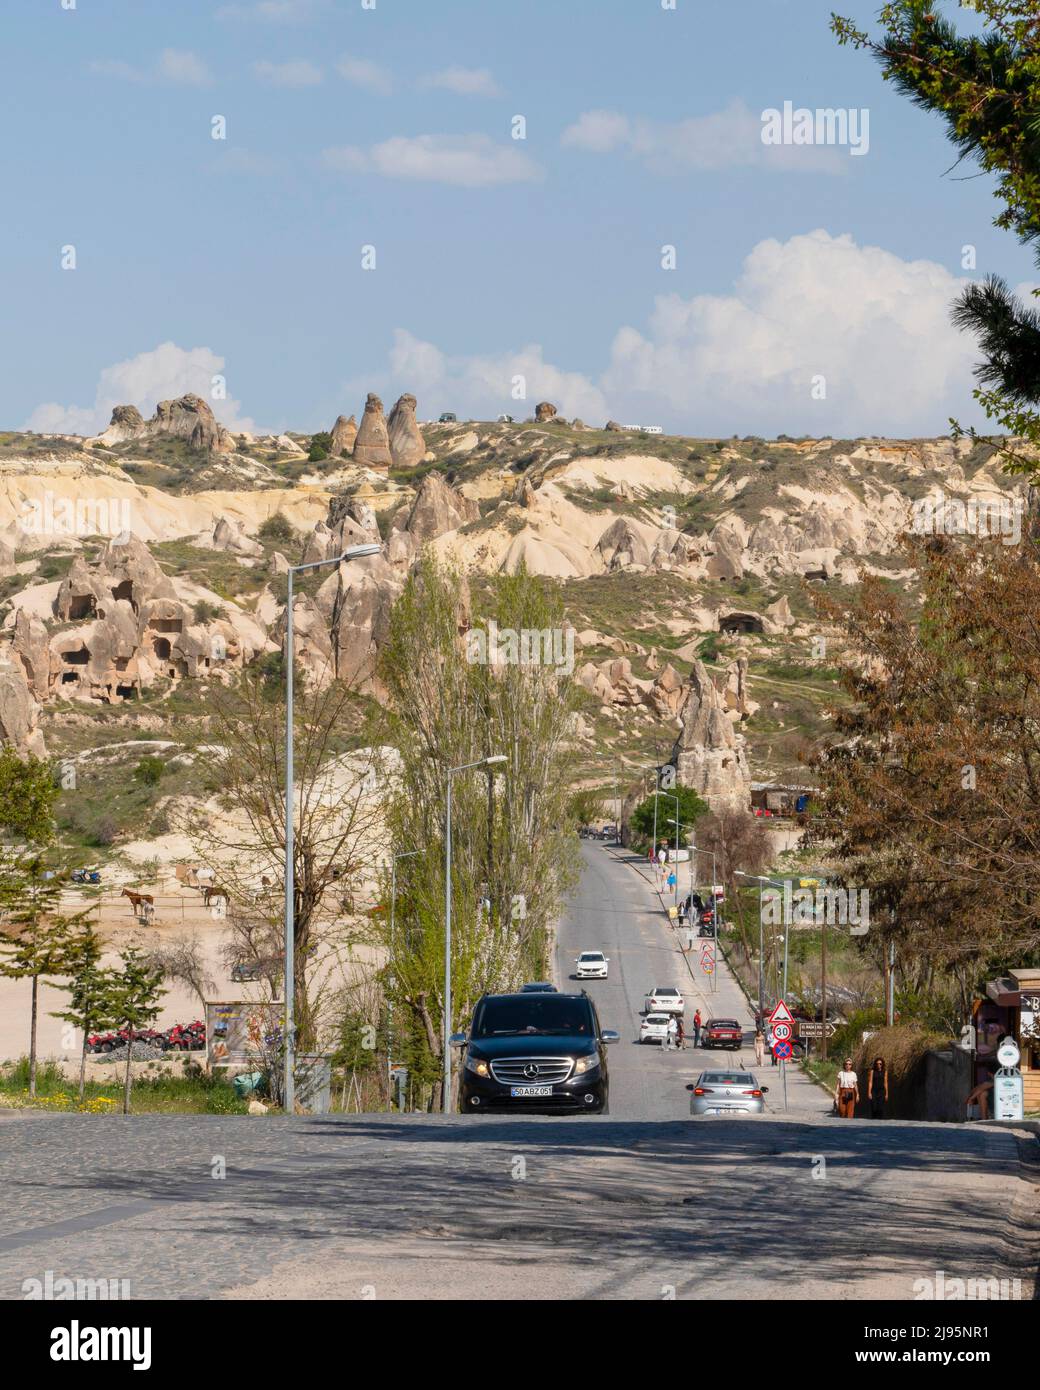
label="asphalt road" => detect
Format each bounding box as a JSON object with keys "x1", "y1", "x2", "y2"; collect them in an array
[
  {"x1": 556, "y1": 841, "x2": 825, "y2": 1120},
  {"x1": 0, "y1": 842, "x2": 1035, "y2": 1302}
]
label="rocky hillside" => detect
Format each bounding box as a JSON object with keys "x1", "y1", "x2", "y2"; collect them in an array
[{"x1": 0, "y1": 390, "x2": 1023, "y2": 855}]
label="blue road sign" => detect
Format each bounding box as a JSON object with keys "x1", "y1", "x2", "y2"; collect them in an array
[{"x1": 773, "y1": 1040, "x2": 793, "y2": 1060}]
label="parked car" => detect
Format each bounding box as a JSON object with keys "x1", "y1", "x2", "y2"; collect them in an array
[
  {"x1": 640, "y1": 1012, "x2": 678, "y2": 1045},
  {"x1": 704, "y1": 1018, "x2": 744, "y2": 1050},
  {"x1": 575, "y1": 951, "x2": 609, "y2": 979},
  {"x1": 645, "y1": 986, "x2": 684, "y2": 1016},
  {"x1": 520, "y1": 982, "x2": 557, "y2": 993},
  {"x1": 688, "y1": 1070, "x2": 768, "y2": 1115},
  {"x1": 439, "y1": 412, "x2": 457, "y2": 423},
  {"x1": 452, "y1": 991, "x2": 618, "y2": 1113}
]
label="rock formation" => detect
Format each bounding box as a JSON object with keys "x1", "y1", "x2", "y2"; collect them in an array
[
  {"x1": 0, "y1": 661, "x2": 46, "y2": 757},
  {"x1": 352, "y1": 394, "x2": 393, "y2": 470},
  {"x1": 96, "y1": 395, "x2": 234, "y2": 456},
  {"x1": 671, "y1": 660, "x2": 751, "y2": 809},
  {"x1": 386, "y1": 394, "x2": 426, "y2": 470},
  {"x1": 535, "y1": 402, "x2": 557, "y2": 424},
  {"x1": 15, "y1": 536, "x2": 266, "y2": 704},
  {"x1": 330, "y1": 414, "x2": 358, "y2": 457},
  {"x1": 394, "y1": 472, "x2": 479, "y2": 543}
]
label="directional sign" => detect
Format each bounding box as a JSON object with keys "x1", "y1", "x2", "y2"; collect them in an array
[
  {"x1": 768, "y1": 999, "x2": 794, "y2": 1026},
  {"x1": 773, "y1": 1040, "x2": 793, "y2": 1060},
  {"x1": 797, "y1": 1021, "x2": 836, "y2": 1038},
  {"x1": 772, "y1": 1021, "x2": 793, "y2": 1042}
]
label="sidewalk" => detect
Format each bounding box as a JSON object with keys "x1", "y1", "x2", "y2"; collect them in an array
[{"x1": 608, "y1": 847, "x2": 831, "y2": 1116}]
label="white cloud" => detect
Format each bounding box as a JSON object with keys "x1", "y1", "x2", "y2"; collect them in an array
[
  {"x1": 253, "y1": 59, "x2": 322, "y2": 87},
  {"x1": 25, "y1": 343, "x2": 259, "y2": 437},
  {"x1": 89, "y1": 49, "x2": 213, "y2": 87},
  {"x1": 599, "y1": 230, "x2": 977, "y2": 435},
  {"x1": 561, "y1": 100, "x2": 845, "y2": 174},
  {"x1": 421, "y1": 66, "x2": 501, "y2": 98},
  {"x1": 335, "y1": 55, "x2": 393, "y2": 95},
  {"x1": 350, "y1": 235, "x2": 979, "y2": 437},
  {"x1": 321, "y1": 134, "x2": 541, "y2": 187},
  {"x1": 343, "y1": 329, "x2": 609, "y2": 424}
]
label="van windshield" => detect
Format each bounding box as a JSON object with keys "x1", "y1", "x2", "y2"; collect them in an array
[{"x1": 472, "y1": 996, "x2": 593, "y2": 1038}]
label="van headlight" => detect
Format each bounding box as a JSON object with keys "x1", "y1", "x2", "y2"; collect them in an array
[
  {"x1": 573, "y1": 1056, "x2": 599, "y2": 1075},
  {"x1": 464, "y1": 1054, "x2": 490, "y2": 1077}
]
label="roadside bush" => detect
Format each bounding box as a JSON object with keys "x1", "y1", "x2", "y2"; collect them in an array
[{"x1": 133, "y1": 757, "x2": 165, "y2": 787}]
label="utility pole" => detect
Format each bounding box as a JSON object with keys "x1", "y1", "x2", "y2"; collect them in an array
[{"x1": 821, "y1": 915, "x2": 828, "y2": 1061}]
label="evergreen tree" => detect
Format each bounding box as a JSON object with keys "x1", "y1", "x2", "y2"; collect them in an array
[{"x1": 50, "y1": 924, "x2": 119, "y2": 1102}]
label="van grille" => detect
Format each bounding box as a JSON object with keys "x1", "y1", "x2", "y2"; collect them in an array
[{"x1": 489, "y1": 1056, "x2": 574, "y2": 1085}]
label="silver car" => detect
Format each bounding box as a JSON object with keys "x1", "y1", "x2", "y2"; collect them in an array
[{"x1": 688, "y1": 1069, "x2": 769, "y2": 1116}]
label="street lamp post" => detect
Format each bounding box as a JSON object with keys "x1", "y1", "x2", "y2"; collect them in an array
[
  {"x1": 443, "y1": 754, "x2": 506, "y2": 1114},
  {"x1": 283, "y1": 541, "x2": 381, "y2": 1115}
]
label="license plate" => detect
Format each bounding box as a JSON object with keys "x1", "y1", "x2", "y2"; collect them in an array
[{"x1": 510, "y1": 1085, "x2": 552, "y2": 1097}]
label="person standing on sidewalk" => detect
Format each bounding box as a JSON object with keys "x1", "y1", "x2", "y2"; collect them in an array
[
  {"x1": 835, "y1": 1058, "x2": 859, "y2": 1118},
  {"x1": 676, "y1": 1016, "x2": 686, "y2": 1051},
  {"x1": 767, "y1": 1024, "x2": 777, "y2": 1066},
  {"x1": 867, "y1": 1056, "x2": 888, "y2": 1118},
  {"x1": 754, "y1": 1029, "x2": 765, "y2": 1067},
  {"x1": 692, "y1": 1009, "x2": 702, "y2": 1047}
]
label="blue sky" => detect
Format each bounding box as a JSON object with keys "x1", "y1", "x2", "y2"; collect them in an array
[{"x1": 2, "y1": 0, "x2": 1031, "y2": 439}]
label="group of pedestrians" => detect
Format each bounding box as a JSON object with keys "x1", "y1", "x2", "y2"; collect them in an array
[
  {"x1": 669, "y1": 1008, "x2": 702, "y2": 1050},
  {"x1": 835, "y1": 1055, "x2": 889, "y2": 1118}
]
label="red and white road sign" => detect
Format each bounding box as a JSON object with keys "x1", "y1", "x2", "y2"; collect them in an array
[
  {"x1": 772, "y1": 1021, "x2": 793, "y2": 1042},
  {"x1": 768, "y1": 999, "x2": 794, "y2": 1025}
]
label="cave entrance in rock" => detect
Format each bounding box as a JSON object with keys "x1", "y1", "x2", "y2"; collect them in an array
[
  {"x1": 110, "y1": 579, "x2": 134, "y2": 604},
  {"x1": 153, "y1": 637, "x2": 171, "y2": 661},
  {"x1": 719, "y1": 613, "x2": 764, "y2": 636},
  {"x1": 63, "y1": 647, "x2": 90, "y2": 665},
  {"x1": 67, "y1": 595, "x2": 96, "y2": 621},
  {"x1": 115, "y1": 684, "x2": 137, "y2": 700}
]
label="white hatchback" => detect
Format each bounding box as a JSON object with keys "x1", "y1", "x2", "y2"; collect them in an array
[
  {"x1": 575, "y1": 950, "x2": 609, "y2": 979},
  {"x1": 640, "y1": 1012, "x2": 678, "y2": 1045}
]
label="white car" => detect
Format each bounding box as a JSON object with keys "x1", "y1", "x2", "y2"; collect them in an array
[
  {"x1": 575, "y1": 950, "x2": 609, "y2": 979},
  {"x1": 645, "y1": 986, "x2": 684, "y2": 1016},
  {"x1": 640, "y1": 1012, "x2": 678, "y2": 1045}
]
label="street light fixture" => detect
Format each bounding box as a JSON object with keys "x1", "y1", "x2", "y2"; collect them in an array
[
  {"x1": 283, "y1": 541, "x2": 382, "y2": 1114},
  {"x1": 443, "y1": 753, "x2": 506, "y2": 1113}
]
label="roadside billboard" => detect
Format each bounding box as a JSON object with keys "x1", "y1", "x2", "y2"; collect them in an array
[{"x1": 205, "y1": 1001, "x2": 283, "y2": 1068}]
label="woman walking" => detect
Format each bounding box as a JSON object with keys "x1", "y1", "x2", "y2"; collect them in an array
[
  {"x1": 835, "y1": 1057, "x2": 859, "y2": 1118},
  {"x1": 867, "y1": 1056, "x2": 889, "y2": 1118},
  {"x1": 754, "y1": 1028, "x2": 765, "y2": 1067}
]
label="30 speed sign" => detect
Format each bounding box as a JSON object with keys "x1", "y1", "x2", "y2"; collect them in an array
[{"x1": 772, "y1": 1021, "x2": 793, "y2": 1042}]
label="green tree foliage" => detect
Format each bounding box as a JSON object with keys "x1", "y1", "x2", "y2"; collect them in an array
[
  {"x1": 833, "y1": 2, "x2": 1040, "y2": 472},
  {"x1": 372, "y1": 554, "x2": 579, "y2": 1108},
  {"x1": 567, "y1": 789, "x2": 607, "y2": 828},
  {"x1": 308, "y1": 432, "x2": 332, "y2": 462},
  {"x1": 0, "y1": 856, "x2": 86, "y2": 1096},
  {"x1": 258, "y1": 512, "x2": 296, "y2": 545},
  {"x1": 0, "y1": 747, "x2": 58, "y2": 844},
  {"x1": 49, "y1": 924, "x2": 119, "y2": 1101},
  {"x1": 108, "y1": 946, "x2": 167, "y2": 1114},
  {"x1": 629, "y1": 785, "x2": 708, "y2": 846}
]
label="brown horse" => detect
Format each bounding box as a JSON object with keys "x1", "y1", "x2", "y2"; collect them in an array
[{"x1": 121, "y1": 887, "x2": 154, "y2": 918}]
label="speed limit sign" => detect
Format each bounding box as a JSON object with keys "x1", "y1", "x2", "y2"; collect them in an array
[{"x1": 772, "y1": 1021, "x2": 793, "y2": 1042}]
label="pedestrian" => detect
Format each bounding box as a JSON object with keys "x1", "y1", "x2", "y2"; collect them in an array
[
  {"x1": 754, "y1": 1029, "x2": 765, "y2": 1067},
  {"x1": 867, "y1": 1056, "x2": 888, "y2": 1119},
  {"x1": 767, "y1": 1024, "x2": 777, "y2": 1065},
  {"x1": 692, "y1": 1008, "x2": 702, "y2": 1047},
  {"x1": 835, "y1": 1057, "x2": 859, "y2": 1118},
  {"x1": 676, "y1": 1016, "x2": 686, "y2": 1050},
  {"x1": 649, "y1": 844, "x2": 656, "y2": 865},
  {"x1": 667, "y1": 870, "x2": 676, "y2": 896}
]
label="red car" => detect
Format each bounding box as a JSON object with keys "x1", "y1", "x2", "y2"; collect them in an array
[{"x1": 704, "y1": 1018, "x2": 744, "y2": 1050}]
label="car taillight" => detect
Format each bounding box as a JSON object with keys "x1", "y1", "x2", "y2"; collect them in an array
[
  {"x1": 694, "y1": 1088, "x2": 708, "y2": 1095},
  {"x1": 744, "y1": 1089, "x2": 762, "y2": 1097}
]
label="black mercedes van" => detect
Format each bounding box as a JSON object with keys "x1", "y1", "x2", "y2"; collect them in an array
[{"x1": 452, "y1": 990, "x2": 618, "y2": 1114}]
